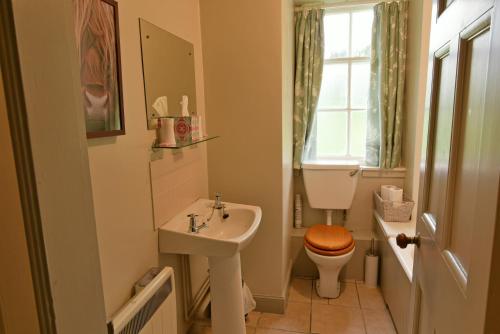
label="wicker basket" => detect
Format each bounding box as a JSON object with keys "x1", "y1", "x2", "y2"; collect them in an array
[{"x1": 374, "y1": 191, "x2": 414, "y2": 222}]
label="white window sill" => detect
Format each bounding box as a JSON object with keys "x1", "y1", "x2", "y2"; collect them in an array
[
  {"x1": 360, "y1": 166, "x2": 406, "y2": 178},
  {"x1": 298, "y1": 160, "x2": 407, "y2": 178}
]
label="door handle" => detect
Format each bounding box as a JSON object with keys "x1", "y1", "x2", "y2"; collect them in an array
[{"x1": 396, "y1": 233, "x2": 421, "y2": 249}]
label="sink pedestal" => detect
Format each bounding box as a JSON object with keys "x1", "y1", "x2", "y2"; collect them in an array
[{"x1": 209, "y1": 253, "x2": 245, "y2": 334}]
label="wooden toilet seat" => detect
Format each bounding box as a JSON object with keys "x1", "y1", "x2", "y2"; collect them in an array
[{"x1": 304, "y1": 224, "x2": 355, "y2": 256}]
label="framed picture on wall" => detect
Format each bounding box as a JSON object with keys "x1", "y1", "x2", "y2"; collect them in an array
[{"x1": 74, "y1": 0, "x2": 125, "y2": 138}]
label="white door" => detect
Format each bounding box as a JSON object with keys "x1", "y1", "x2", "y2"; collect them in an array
[{"x1": 398, "y1": 0, "x2": 500, "y2": 333}]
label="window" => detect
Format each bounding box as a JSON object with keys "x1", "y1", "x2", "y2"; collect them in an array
[{"x1": 306, "y1": 8, "x2": 374, "y2": 162}]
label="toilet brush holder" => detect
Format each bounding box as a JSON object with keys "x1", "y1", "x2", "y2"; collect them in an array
[{"x1": 364, "y1": 238, "x2": 379, "y2": 288}]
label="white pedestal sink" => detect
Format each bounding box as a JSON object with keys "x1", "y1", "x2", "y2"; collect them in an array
[{"x1": 159, "y1": 199, "x2": 262, "y2": 334}]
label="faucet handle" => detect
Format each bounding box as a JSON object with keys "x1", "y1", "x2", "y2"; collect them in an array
[
  {"x1": 187, "y1": 214, "x2": 198, "y2": 224},
  {"x1": 215, "y1": 192, "x2": 221, "y2": 198}
]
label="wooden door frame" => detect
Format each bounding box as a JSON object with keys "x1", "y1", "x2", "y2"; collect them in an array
[
  {"x1": 483, "y1": 0, "x2": 500, "y2": 331},
  {"x1": 0, "y1": 1, "x2": 56, "y2": 333}
]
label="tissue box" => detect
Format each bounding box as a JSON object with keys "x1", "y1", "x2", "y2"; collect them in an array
[
  {"x1": 156, "y1": 116, "x2": 192, "y2": 146},
  {"x1": 172, "y1": 116, "x2": 192, "y2": 144},
  {"x1": 374, "y1": 191, "x2": 414, "y2": 222}
]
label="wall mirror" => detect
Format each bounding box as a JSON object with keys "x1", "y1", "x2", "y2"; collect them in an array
[{"x1": 139, "y1": 18, "x2": 197, "y2": 129}]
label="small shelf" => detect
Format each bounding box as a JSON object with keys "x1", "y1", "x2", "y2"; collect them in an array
[
  {"x1": 151, "y1": 115, "x2": 190, "y2": 119},
  {"x1": 152, "y1": 136, "x2": 219, "y2": 150}
]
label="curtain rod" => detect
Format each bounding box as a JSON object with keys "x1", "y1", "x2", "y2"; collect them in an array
[{"x1": 294, "y1": 0, "x2": 382, "y2": 12}]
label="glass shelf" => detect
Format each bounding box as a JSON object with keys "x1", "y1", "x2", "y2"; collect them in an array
[
  {"x1": 151, "y1": 115, "x2": 190, "y2": 119},
  {"x1": 152, "y1": 136, "x2": 219, "y2": 150}
]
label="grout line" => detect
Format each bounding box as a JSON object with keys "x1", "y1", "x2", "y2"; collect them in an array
[
  {"x1": 355, "y1": 281, "x2": 363, "y2": 309},
  {"x1": 355, "y1": 282, "x2": 369, "y2": 334},
  {"x1": 309, "y1": 279, "x2": 313, "y2": 334},
  {"x1": 325, "y1": 303, "x2": 363, "y2": 310}
]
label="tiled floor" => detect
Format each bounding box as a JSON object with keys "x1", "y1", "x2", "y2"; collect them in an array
[{"x1": 191, "y1": 277, "x2": 396, "y2": 334}]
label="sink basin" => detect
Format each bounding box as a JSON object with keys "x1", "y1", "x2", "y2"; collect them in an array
[{"x1": 159, "y1": 199, "x2": 262, "y2": 257}]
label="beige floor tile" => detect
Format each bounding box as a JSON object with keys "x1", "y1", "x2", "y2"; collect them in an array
[
  {"x1": 311, "y1": 304, "x2": 365, "y2": 334},
  {"x1": 246, "y1": 311, "x2": 262, "y2": 327},
  {"x1": 328, "y1": 283, "x2": 360, "y2": 309},
  {"x1": 342, "y1": 279, "x2": 357, "y2": 284},
  {"x1": 258, "y1": 301, "x2": 311, "y2": 333},
  {"x1": 188, "y1": 325, "x2": 211, "y2": 334},
  {"x1": 362, "y1": 309, "x2": 396, "y2": 334},
  {"x1": 246, "y1": 327, "x2": 257, "y2": 334},
  {"x1": 255, "y1": 328, "x2": 303, "y2": 334},
  {"x1": 288, "y1": 278, "x2": 313, "y2": 303},
  {"x1": 356, "y1": 282, "x2": 386, "y2": 310},
  {"x1": 191, "y1": 325, "x2": 256, "y2": 333}
]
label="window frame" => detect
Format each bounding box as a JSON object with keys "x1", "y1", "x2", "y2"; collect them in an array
[{"x1": 310, "y1": 6, "x2": 374, "y2": 163}]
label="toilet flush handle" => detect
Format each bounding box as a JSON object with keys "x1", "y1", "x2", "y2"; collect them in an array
[{"x1": 349, "y1": 168, "x2": 360, "y2": 177}]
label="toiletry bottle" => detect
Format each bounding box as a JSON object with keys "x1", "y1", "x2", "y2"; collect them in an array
[
  {"x1": 198, "y1": 115, "x2": 205, "y2": 138},
  {"x1": 191, "y1": 114, "x2": 199, "y2": 141},
  {"x1": 181, "y1": 95, "x2": 189, "y2": 117},
  {"x1": 295, "y1": 194, "x2": 303, "y2": 228}
]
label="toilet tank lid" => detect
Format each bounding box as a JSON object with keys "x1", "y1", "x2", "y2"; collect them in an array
[{"x1": 302, "y1": 160, "x2": 360, "y2": 170}]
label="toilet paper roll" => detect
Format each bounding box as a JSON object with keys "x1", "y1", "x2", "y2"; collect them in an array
[
  {"x1": 389, "y1": 187, "x2": 403, "y2": 202},
  {"x1": 381, "y1": 185, "x2": 403, "y2": 202},
  {"x1": 364, "y1": 254, "x2": 379, "y2": 288},
  {"x1": 381, "y1": 185, "x2": 394, "y2": 200}
]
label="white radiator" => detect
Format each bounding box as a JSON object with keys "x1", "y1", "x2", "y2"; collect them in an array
[{"x1": 108, "y1": 267, "x2": 177, "y2": 334}]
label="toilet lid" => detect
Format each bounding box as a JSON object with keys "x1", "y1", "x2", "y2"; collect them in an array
[
  {"x1": 305, "y1": 224, "x2": 354, "y2": 251},
  {"x1": 304, "y1": 239, "x2": 355, "y2": 256}
]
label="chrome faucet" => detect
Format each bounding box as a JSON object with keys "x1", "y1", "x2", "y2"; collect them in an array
[
  {"x1": 208, "y1": 192, "x2": 229, "y2": 221},
  {"x1": 214, "y1": 192, "x2": 223, "y2": 209},
  {"x1": 188, "y1": 214, "x2": 207, "y2": 233}
]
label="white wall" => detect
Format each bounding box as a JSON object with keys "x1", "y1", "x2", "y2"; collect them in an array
[
  {"x1": 13, "y1": 0, "x2": 209, "y2": 328},
  {"x1": 282, "y1": 0, "x2": 295, "y2": 298},
  {"x1": 403, "y1": 0, "x2": 432, "y2": 216},
  {"x1": 86, "y1": 0, "x2": 208, "y2": 319},
  {"x1": 200, "y1": 0, "x2": 293, "y2": 310},
  {"x1": 12, "y1": 0, "x2": 108, "y2": 331}
]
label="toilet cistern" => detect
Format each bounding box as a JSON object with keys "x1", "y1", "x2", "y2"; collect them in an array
[{"x1": 302, "y1": 160, "x2": 360, "y2": 213}]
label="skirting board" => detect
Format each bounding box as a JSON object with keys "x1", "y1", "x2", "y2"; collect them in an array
[
  {"x1": 253, "y1": 294, "x2": 286, "y2": 314},
  {"x1": 283, "y1": 258, "x2": 293, "y2": 304},
  {"x1": 253, "y1": 259, "x2": 293, "y2": 315}
]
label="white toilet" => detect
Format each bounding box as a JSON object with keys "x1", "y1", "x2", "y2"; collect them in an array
[{"x1": 302, "y1": 160, "x2": 360, "y2": 298}]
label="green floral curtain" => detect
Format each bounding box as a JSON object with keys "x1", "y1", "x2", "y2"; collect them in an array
[
  {"x1": 293, "y1": 9, "x2": 325, "y2": 169},
  {"x1": 366, "y1": 1, "x2": 408, "y2": 168}
]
